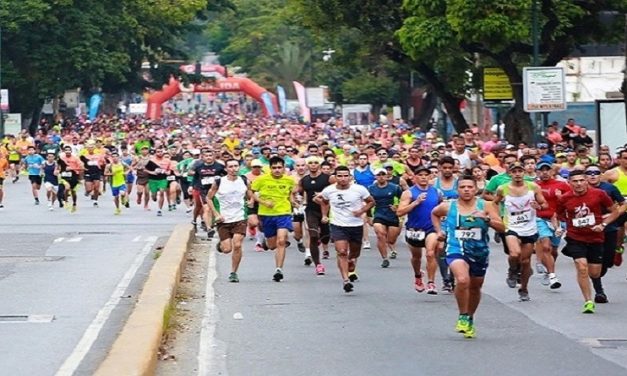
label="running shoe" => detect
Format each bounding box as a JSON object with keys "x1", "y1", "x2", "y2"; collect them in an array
[
  {"x1": 506, "y1": 269, "x2": 518, "y2": 288},
  {"x1": 536, "y1": 263, "x2": 547, "y2": 274},
  {"x1": 261, "y1": 241, "x2": 269, "y2": 251},
  {"x1": 124, "y1": 200, "x2": 130, "y2": 208},
  {"x1": 200, "y1": 221, "x2": 207, "y2": 232},
  {"x1": 442, "y1": 280, "x2": 454, "y2": 293},
  {"x1": 363, "y1": 240, "x2": 371, "y2": 249},
  {"x1": 381, "y1": 259, "x2": 390, "y2": 268},
  {"x1": 304, "y1": 257, "x2": 312, "y2": 266},
  {"x1": 414, "y1": 273, "x2": 425, "y2": 293},
  {"x1": 12, "y1": 176, "x2": 18, "y2": 183},
  {"x1": 207, "y1": 228, "x2": 216, "y2": 239},
  {"x1": 0, "y1": 204, "x2": 4, "y2": 209},
  {"x1": 35, "y1": 198, "x2": 40, "y2": 205},
  {"x1": 614, "y1": 247, "x2": 623, "y2": 267},
  {"x1": 114, "y1": 208, "x2": 121, "y2": 215},
  {"x1": 582, "y1": 300, "x2": 595, "y2": 314},
  {"x1": 157, "y1": 210, "x2": 163, "y2": 217},
  {"x1": 348, "y1": 272, "x2": 359, "y2": 282},
  {"x1": 390, "y1": 250, "x2": 397, "y2": 259},
  {"x1": 93, "y1": 201, "x2": 98, "y2": 207},
  {"x1": 343, "y1": 281, "x2": 354, "y2": 293},
  {"x1": 272, "y1": 269, "x2": 283, "y2": 282},
  {"x1": 463, "y1": 324, "x2": 476, "y2": 339},
  {"x1": 71, "y1": 205, "x2": 77, "y2": 213},
  {"x1": 322, "y1": 250, "x2": 330, "y2": 259},
  {"x1": 518, "y1": 289, "x2": 530, "y2": 302},
  {"x1": 549, "y1": 276, "x2": 562, "y2": 289},
  {"x1": 255, "y1": 244, "x2": 264, "y2": 252},
  {"x1": 455, "y1": 315, "x2": 470, "y2": 333},
  {"x1": 594, "y1": 292, "x2": 608, "y2": 304},
  {"x1": 541, "y1": 273, "x2": 550, "y2": 286},
  {"x1": 315, "y1": 264, "x2": 325, "y2": 275},
  {"x1": 228, "y1": 272, "x2": 239, "y2": 283},
  {"x1": 426, "y1": 282, "x2": 437, "y2": 295},
  {"x1": 297, "y1": 242, "x2": 306, "y2": 253}
]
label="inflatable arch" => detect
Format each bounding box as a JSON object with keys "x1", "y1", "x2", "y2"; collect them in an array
[{"x1": 146, "y1": 76, "x2": 278, "y2": 119}]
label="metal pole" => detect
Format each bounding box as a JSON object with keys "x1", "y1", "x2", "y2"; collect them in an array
[{"x1": 532, "y1": 0, "x2": 541, "y2": 144}]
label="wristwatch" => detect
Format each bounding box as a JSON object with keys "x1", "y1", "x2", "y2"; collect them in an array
[{"x1": 601, "y1": 222, "x2": 607, "y2": 228}]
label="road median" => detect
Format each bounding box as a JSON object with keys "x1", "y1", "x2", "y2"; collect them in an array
[{"x1": 95, "y1": 224, "x2": 195, "y2": 376}]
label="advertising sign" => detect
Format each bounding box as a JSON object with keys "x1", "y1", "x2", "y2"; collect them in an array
[{"x1": 523, "y1": 67, "x2": 567, "y2": 112}]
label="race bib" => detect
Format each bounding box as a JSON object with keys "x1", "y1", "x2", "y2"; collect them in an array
[
  {"x1": 61, "y1": 172, "x2": 72, "y2": 178},
  {"x1": 166, "y1": 175, "x2": 176, "y2": 181},
  {"x1": 511, "y1": 210, "x2": 531, "y2": 225},
  {"x1": 155, "y1": 168, "x2": 163, "y2": 174},
  {"x1": 182, "y1": 173, "x2": 188, "y2": 178},
  {"x1": 454, "y1": 228, "x2": 482, "y2": 241},
  {"x1": 293, "y1": 206, "x2": 305, "y2": 215},
  {"x1": 572, "y1": 214, "x2": 595, "y2": 228},
  {"x1": 201, "y1": 177, "x2": 214, "y2": 186},
  {"x1": 88, "y1": 160, "x2": 99, "y2": 166},
  {"x1": 406, "y1": 229, "x2": 425, "y2": 241}
]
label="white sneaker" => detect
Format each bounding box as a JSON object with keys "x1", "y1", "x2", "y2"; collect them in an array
[
  {"x1": 363, "y1": 240, "x2": 371, "y2": 249},
  {"x1": 536, "y1": 263, "x2": 548, "y2": 274},
  {"x1": 549, "y1": 276, "x2": 562, "y2": 289},
  {"x1": 540, "y1": 273, "x2": 550, "y2": 286}
]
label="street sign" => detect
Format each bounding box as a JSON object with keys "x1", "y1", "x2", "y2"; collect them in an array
[
  {"x1": 4, "y1": 113, "x2": 22, "y2": 135},
  {"x1": 483, "y1": 68, "x2": 513, "y2": 101},
  {"x1": 523, "y1": 67, "x2": 567, "y2": 112}
]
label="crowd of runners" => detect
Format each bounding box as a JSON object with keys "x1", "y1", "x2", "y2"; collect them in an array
[{"x1": 1, "y1": 111, "x2": 626, "y2": 339}]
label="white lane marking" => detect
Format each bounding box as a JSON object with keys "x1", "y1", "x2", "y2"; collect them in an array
[
  {"x1": 198, "y1": 242, "x2": 222, "y2": 376},
  {"x1": 66, "y1": 237, "x2": 82, "y2": 243},
  {"x1": 132, "y1": 236, "x2": 142, "y2": 242},
  {"x1": 55, "y1": 239, "x2": 156, "y2": 376},
  {"x1": 54, "y1": 238, "x2": 65, "y2": 243}
]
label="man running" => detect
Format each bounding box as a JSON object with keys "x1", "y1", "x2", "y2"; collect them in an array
[
  {"x1": 318, "y1": 165, "x2": 375, "y2": 293},
  {"x1": 434, "y1": 156, "x2": 459, "y2": 292},
  {"x1": 431, "y1": 175, "x2": 504, "y2": 338},
  {"x1": 535, "y1": 161, "x2": 570, "y2": 289},
  {"x1": 134, "y1": 146, "x2": 151, "y2": 209},
  {"x1": 245, "y1": 159, "x2": 264, "y2": 251},
  {"x1": 369, "y1": 168, "x2": 403, "y2": 268},
  {"x1": 251, "y1": 156, "x2": 298, "y2": 282},
  {"x1": 105, "y1": 151, "x2": 130, "y2": 215},
  {"x1": 0, "y1": 148, "x2": 7, "y2": 208},
  {"x1": 557, "y1": 170, "x2": 620, "y2": 313},
  {"x1": 80, "y1": 142, "x2": 105, "y2": 207},
  {"x1": 207, "y1": 159, "x2": 253, "y2": 283},
  {"x1": 58, "y1": 145, "x2": 83, "y2": 212},
  {"x1": 24, "y1": 146, "x2": 45, "y2": 205},
  {"x1": 42, "y1": 152, "x2": 59, "y2": 210},
  {"x1": 585, "y1": 165, "x2": 626, "y2": 303},
  {"x1": 397, "y1": 166, "x2": 442, "y2": 294},
  {"x1": 300, "y1": 156, "x2": 334, "y2": 274},
  {"x1": 494, "y1": 161, "x2": 548, "y2": 301},
  {"x1": 145, "y1": 148, "x2": 173, "y2": 216},
  {"x1": 189, "y1": 149, "x2": 226, "y2": 235}
]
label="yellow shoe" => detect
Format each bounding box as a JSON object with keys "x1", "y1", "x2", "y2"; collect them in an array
[
  {"x1": 463, "y1": 324, "x2": 476, "y2": 339},
  {"x1": 114, "y1": 208, "x2": 121, "y2": 215},
  {"x1": 455, "y1": 315, "x2": 470, "y2": 333}
]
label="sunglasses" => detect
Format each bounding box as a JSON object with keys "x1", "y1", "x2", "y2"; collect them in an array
[
  {"x1": 585, "y1": 170, "x2": 601, "y2": 176},
  {"x1": 378, "y1": 153, "x2": 388, "y2": 156}
]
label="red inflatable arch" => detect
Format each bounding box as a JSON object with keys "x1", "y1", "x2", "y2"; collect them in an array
[
  {"x1": 179, "y1": 64, "x2": 228, "y2": 78},
  {"x1": 146, "y1": 76, "x2": 277, "y2": 119}
]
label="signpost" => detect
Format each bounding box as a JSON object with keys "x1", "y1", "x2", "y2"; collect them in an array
[{"x1": 523, "y1": 67, "x2": 567, "y2": 112}]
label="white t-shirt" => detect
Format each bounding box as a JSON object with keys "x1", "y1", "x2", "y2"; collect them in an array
[{"x1": 321, "y1": 184, "x2": 371, "y2": 227}]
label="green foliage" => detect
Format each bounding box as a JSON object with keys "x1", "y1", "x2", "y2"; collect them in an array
[{"x1": 342, "y1": 73, "x2": 399, "y2": 109}]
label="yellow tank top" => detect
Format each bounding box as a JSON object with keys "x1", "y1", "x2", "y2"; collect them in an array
[
  {"x1": 111, "y1": 163, "x2": 125, "y2": 187},
  {"x1": 614, "y1": 168, "x2": 627, "y2": 196}
]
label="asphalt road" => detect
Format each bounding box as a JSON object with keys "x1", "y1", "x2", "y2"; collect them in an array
[
  {"x1": 169, "y1": 224, "x2": 627, "y2": 376},
  {"x1": 0, "y1": 176, "x2": 187, "y2": 376}
]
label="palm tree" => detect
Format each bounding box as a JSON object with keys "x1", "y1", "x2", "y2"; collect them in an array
[{"x1": 260, "y1": 41, "x2": 311, "y2": 98}]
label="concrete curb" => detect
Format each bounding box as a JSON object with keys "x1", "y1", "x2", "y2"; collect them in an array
[{"x1": 95, "y1": 224, "x2": 195, "y2": 376}]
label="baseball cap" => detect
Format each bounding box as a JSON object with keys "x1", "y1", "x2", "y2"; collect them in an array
[
  {"x1": 413, "y1": 165, "x2": 431, "y2": 174},
  {"x1": 251, "y1": 159, "x2": 263, "y2": 167},
  {"x1": 374, "y1": 168, "x2": 387, "y2": 175},
  {"x1": 305, "y1": 156, "x2": 322, "y2": 164},
  {"x1": 537, "y1": 143, "x2": 548, "y2": 149},
  {"x1": 536, "y1": 161, "x2": 552, "y2": 170},
  {"x1": 508, "y1": 161, "x2": 524, "y2": 171}
]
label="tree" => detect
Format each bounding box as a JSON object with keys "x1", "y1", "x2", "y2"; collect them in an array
[
  {"x1": 342, "y1": 72, "x2": 399, "y2": 114},
  {"x1": 399, "y1": 0, "x2": 627, "y2": 143},
  {"x1": 1, "y1": 0, "x2": 213, "y2": 129}
]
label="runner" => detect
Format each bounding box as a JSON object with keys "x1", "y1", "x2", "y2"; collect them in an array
[
  {"x1": 145, "y1": 148, "x2": 173, "y2": 216},
  {"x1": 0, "y1": 148, "x2": 8, "y2": 208},
  {"x1": 42, "y1": 152, "x2": 59, "y2": 210},
  {"x1": 207, "y1": 159, "x2": 253, "y2": 283},
  {"x1": 58, "y1": 145, "x2": 83, "y2": 212},
  {"x1": 602, "y1": 149, "x2": 627, "y2": 265},
  {"x1": 105, "y1": 151, "x2": 130, "y2": 215},
  {"x1": 290, "y1": 158, "x2": 308, "y2": 255},
  {"x1": 585, "y1": 165, "x2": 626, "y2": 303},
  {"x1": 368, "y1": 168, "x2": 403, "y2": 268},
  {"x1": 299, "y1": 156, "x2": 334, "y2": 273},
  {"x1": 80, "y1": 141, "x2": 105, "y2": 207},
  {"x1": 396, "y1": 165, "x2": 443, "y2": 293},
  {"x1": 120, "y1": 147, "x2": 135, "y2": 206},
  {"x1": 251, "y1": 156, "x2": 299, "y2": 282},
  {"x1": 134, "y1": 146, "x2": 151, "y2": 210},
  {"x1": 24, "y1": 146, "x2": 45, "y2": 205},
  {"x1": 176, "y1": 150, "x2": 195, "y2": 214},
  {"x1": 556, "y1": 170, "x2": 620, "y2": 313},
  {"x1": 535, "y1": 161, "x2": 570, "y2": 289},
  {"x1": 245, "y1": 159, "x2": 265, "y2": 251},
  {"x1": 494, "y1": 161, "x2": 548, "y2": 301},
  {"x1": 189, "y1": 149, "x2": 226, "y2": 235},
  {"x1": 318, "y1": 165, "x2": 375, "y2": 293},
  {"x1": 353, "y1": 153, "x2": 376, "y2": 251},
  {"x1": 431, "y1": 175, "x2": 504, "y2": 338},
  {"x1": 434, "y1": 156, "x2": 459, "y2": 292}
]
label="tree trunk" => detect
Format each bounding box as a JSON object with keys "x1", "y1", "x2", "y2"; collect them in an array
[
  {"x1": 414, "y1": 63, "x2": 468, "y2": 134},
  {"x1": 495, "y1": 55, "x2": 533, "y2": 144},
  {"x1": 414, "y1": 89, "x2": 437, "y2": 130}
]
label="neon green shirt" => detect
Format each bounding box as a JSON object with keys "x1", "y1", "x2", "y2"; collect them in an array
[
  {"x1": 111, "y1": 163, "x2": 126, "y2": 187},
  {"x1": 251, "y1": 174, "x2": 295, "y2": 216}
]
